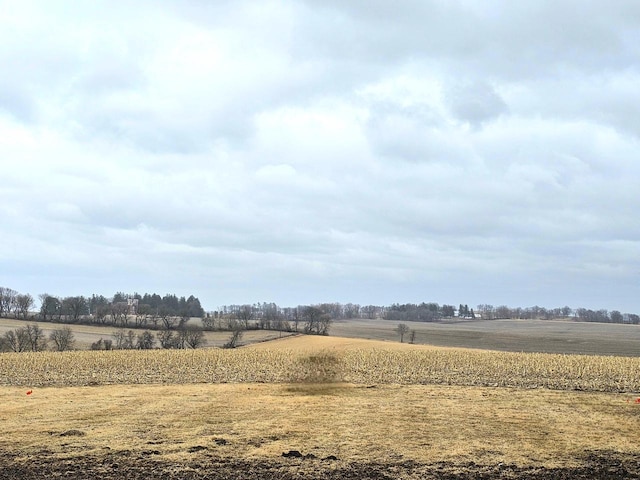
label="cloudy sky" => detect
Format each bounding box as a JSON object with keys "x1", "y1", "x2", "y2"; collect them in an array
[{"x1": 1, "y1": 1, "x2": 639, "y2": 313}]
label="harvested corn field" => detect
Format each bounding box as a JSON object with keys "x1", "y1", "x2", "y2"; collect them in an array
[{"x1": 1, "y1": 335, "x2": 639, "y2": 392}]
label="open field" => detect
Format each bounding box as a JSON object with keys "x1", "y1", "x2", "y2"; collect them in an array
[
  {"x1": 331, "y1": 317, "x2": 640, "y2": 356},
  {"x1": 1, "y1": 336, "x2": 640, "y2": 478},
  {"x1": 0, "y1": 318, "x2": 293, "y2": 349},
  {"x1": 3, "y1": 316, "x2": 640, "y2": 357}
]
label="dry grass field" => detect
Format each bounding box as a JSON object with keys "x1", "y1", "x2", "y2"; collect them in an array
[
  {"x1": 0, "y1": 317, "x2": 293, "y2": 349},
  {"x1": 1, "y1": 335, "x2": 639, "y2": 479}
]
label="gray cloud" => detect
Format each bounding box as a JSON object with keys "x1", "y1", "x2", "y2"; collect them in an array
[{"x1": 1, "y1": 1, "x2": 639, "y2": 312}]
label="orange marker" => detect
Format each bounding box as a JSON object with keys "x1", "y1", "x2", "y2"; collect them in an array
[{"x1": 26, "y1": 390, "x2": 32, "y2": 396}]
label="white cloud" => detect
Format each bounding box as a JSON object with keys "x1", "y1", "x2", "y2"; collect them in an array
[{"x1": 1, "y1": 1, "x2": 639, "y2": 312}]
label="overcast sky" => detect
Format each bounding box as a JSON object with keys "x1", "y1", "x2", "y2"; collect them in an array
[{"x1": 1, "y1": 1, "x2": 639, "y2": 313}]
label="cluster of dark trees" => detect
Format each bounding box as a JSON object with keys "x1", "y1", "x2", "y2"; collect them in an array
[
  {"x1": 0, "y1": 287, "x2": 205, "y2": 328},
  {"x1": 384, "y1": 303, "x2": 459, "y2": 322},
  {"x1": 207, "y1": 303, "x2": 332, "y2": 336}
]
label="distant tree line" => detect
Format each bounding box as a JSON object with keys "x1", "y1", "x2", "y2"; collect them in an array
[
  {"x1": 206, "y1": 303, "x2": 332, "y2": 336},
  {"x1": 215, "y1": 301, "x2": 640, "y2": 325},
  {"x1": 2, "y1": 286, "x2": 639, "y2": 338},
  {"x1": 0, "y1": 288, "x2": 205, "y2": 327}
]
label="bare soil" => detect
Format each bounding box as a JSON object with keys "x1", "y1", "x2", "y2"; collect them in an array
[{"x1": 1, "y1": 450, "x2": 638, "y2": 479}]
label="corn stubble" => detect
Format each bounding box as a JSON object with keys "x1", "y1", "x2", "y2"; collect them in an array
[{"x1": 1, "y1": 340, "x2": 639, "y2": 392}]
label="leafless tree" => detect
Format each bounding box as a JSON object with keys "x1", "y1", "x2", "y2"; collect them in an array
[
  {"x1": 136, "y1": 330, "x2": 155, "y2": 349},
  {"x1": 15, "y1": 294, "x2": 34, "y2": 319},
  {"x1": 39, "y1": 294, "x2": 59, "y2": 322},
  {"x1": 157, "y1": 329, "x2": 177, "y2": 349},
  {"x1": 303, "y1": 306, "x2": 322, "y2": 334},
  {"x1": 24, "y1": 323, "x2": 48, "y2": 351},
  {"x1": 343, "y1": 303, "x2": 361, "y2": 319},
  {"x1": 158, "y1": 306, "x2": 176, "y2": 330},
  {"x1": 202, "y1": 314, "x2": 215, "y2": 331},
  {"x1": 111, "y1": 302, "x2": 129, "y2": 328},
  {"x1": 361, "y1": 305, "x2": 379, "y2": 319},
  {"x1": 178, "y1": 310, "x2": 191, "y2": 330},
  {"x1": 2, "y1": 328, "x2": 29, "y2": 352},
  {"x1": 134, "y1": 304, "x2": 151, "y2": 328},
  {"x1": 62, "y1": 296, "x2": 89, "y2": 323},
  {"x1": 50, "y1": 327, "x2": 75, "y2": 351},
  {"x1": 94, "y1": 304, "x2": 110, "y2": 325},
  {"x1": 395, "y1": 323, "x2": 409, "y2": 343},
  {"x1": 236, "y1": 305, "x2": 254, "y2": 329},
  {"x1": 260, "y1": 304, "x2": 281, "y2": 330},
  {"x1": 302, "y1": 306, "x2": 332, "y2": 335},
  {"x1": 113, "y1": 329, "x2": 136, "y2": 349},
  {"x1": 0, "y1": 287, "x2": 17, "y2": 318},
  {"x1": 223, "y1": 324, "x2": 243, "y2": 349},
  {"x1": 183, "y1": 326, "x2": 205, "y2": 349},
  {"x1": 290, "y1": 307, "x2": 302, "y2": 332}
]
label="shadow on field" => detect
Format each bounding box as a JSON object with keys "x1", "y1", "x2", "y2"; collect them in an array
[{"x1": 285, "y1": 351, "x2": 345, "y2": 395}]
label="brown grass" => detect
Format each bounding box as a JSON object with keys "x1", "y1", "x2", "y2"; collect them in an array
[{"x1": 1, "y1": 383, "x2": 638, "y2": 468}]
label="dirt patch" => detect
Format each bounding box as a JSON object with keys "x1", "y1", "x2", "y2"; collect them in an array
[{"x1": 0, "y1": 450, "x2": 638, "y2": 479}]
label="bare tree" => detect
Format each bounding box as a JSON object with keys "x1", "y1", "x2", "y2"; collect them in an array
[
  {"x1": 134, "y1": 304, "x2": 151, "y2": 328},
  {"x1": 303, "y1": 306, "x2": 323, "y2": 334},
  {"x1": 112, "y1": 329, "x2": 136, "y2": 349},
  {"x1": 2, "y1": 328, "x2": 30, "y2": 352},
  {"x1": 261, "y1": 304, "x2": 281, "y2": 330},
  {"x1": 320, "y1": 313, "x2": 332, "y2": 335},
  {"x1": 158, "y1": 306, "x2": 176, "y2": 330},
  {"x1": 62, "y1": 296, "x2": 89, "y2": 323},
  {"x1": 0, "y1": 287, "x2": 17, "y2": 318},
  {"x1": 409, "y1": 330, "x2": 417, "y2": 344},
  {"x1": 202, "y1": 314, "x2": 215, "y2": 331},
  {"x1": 94, "y1": 304, "x2": 110, "y2": 325},
  {"x1": 15, "y1": 294, "x2": 34, "y2": 319},
  {"x1": 223, "y1": 323, "x2": 244, "y2": 348},
  {"x1": 361, "y1": 305, "x2": 380, "y2": 319},
  {"x1": 395, "y1": 323, "x2": 409, "y2": 343},
  {"x1": 302, "y1": 306, "x2": 332, "y2": 335},
  {"x1": 610, "y1": 310, "x2": 623, "y2": 323},
  {"x1": 24, "y1": 323, "x2": 48, "y2": 351},
  {"x1": 136, "y1": 330, "x2": 156, "y2": 349},
  {"x1": 157, "y1": 329, "x2": 177, "y2": 349},
  {"x1": 236, "y1": 305, "x2": 254, "y2": 329},
  {"x1": 178, "y1": 309, "x2": 191, "y2": 330},
  {"x1": 50, "y1": 327, "x2": 75, "y2": 351},
  {"x1": 343, "y1": 303, "x2": 361, "y2": 319},
  {"x1": 287, "y1": 307, "x2": 302, "y2": 332},
  {"x1": 183, "y1": 326, "x2": 205, "y2": 349},
  {"x1": 111, "y1": 302, "x2": 129, "y2": 328},
  {"x1": 39, "y1": 294, "x2": 60, "y2": 322}
]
